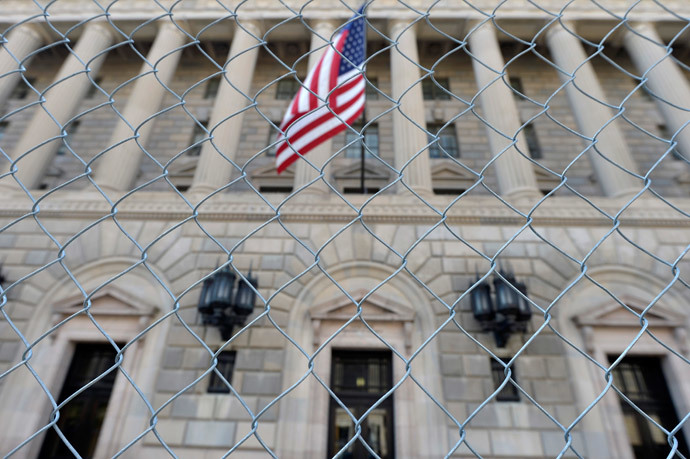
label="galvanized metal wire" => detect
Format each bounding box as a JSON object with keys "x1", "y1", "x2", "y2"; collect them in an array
[{"x1": 0, "y1": 0, "x2": 689, "y2": 457}]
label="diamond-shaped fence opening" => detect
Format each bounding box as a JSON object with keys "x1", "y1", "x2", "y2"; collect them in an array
[{"x1": 0, "y1": 0, "x2": 689, "y2": 457}]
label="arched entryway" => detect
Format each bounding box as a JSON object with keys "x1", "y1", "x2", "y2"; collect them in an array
[{"x1": 275, "y1": 261, "x2": 448, "y2": 459}]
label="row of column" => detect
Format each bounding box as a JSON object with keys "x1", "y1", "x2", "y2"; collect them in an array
[{"x1": 0, "y1": 19, "x2": 688, "y2": 199}]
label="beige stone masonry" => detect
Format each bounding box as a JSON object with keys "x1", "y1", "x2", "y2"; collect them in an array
[{"x1": 94, "y1": 21, "x2": 187, "y2": 192}]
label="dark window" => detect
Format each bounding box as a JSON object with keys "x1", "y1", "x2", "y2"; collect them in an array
[
  {"x1": 366, "y1": 77, "x2": 379, "y2": 100},
  {"x1": 259, "y1": 186, "x2": 293, "y2": 193},
  {"x1": 207, "y1": 351, "x2": 237, "y2": 393},
  {"x1": 491, "y1": 358, "x2": 520, "y2": 402},
  {"x1": 86, "y1": 77, "x2": 103, "y2": 99},
  {"x1": 266, "y1": 122, "x2": 281, "y2": 157},
  {"x1": 204, "y1": 76, "x2": 221, "y2": 99},
  {"x1": 38, "y1": 343, "x2": 120, "y2": 459},
  {"x1": 422, "y1": 77, "x2": 450, "y2": 100},
  {"x1": 345, "y1": 121, "x2": 378, "y2": 158},
  {"x1": 328, "y1": 350, "x2": 394, "y2": 459},
  {"x1": 343, "y1": 187, "x2": 380, "y2": 194},
  {"x1": 187, "y1": 121, "x2": 208, "y2": 156},
  {"x1": 427, "y1": 122, "x2": 459, "y2": 158},
  {"x1": 633, "y1": 79, "x2": 653, "y2": 101},
  {"x1": 434, "y1": 188, "x2": 467, "y2": 196},
  {"x1": 523, "y1": 123, "x2": 542, "y2": 159},
  {"x1": 509, "y1": 76, "x2": 524, "y2": 98},
  {"x1": 10, "y1": 77, "x2": 36, "y2": 99},
  {"x1": 658, "y1": 124, "x2": 685, "y2": 160},
  {"x1": 609, "y1": 356, "x2": 689, "y2": 459},
  {"x1": 0, "y1": 121, "x2": 8, "y2": 142},
  {"x1": 276, "y1": 78, "x2": 302, "y2": 100},
  {"x1": 56, "y1": 121, "x2": 80, "y2": 156}
]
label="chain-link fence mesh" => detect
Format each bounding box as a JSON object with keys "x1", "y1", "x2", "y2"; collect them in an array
[{"x1": 0, "y1": 0, "x2": 689, "y2": 457}]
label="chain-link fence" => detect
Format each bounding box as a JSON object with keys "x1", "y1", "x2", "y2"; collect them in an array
[{"x1": 0, "y1": 0, "x2": 689, "y2": 457}]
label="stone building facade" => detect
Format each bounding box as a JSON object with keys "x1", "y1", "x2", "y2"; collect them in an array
[{"x1": 0, "y1": 0, "x2": 689, "y2": 458}]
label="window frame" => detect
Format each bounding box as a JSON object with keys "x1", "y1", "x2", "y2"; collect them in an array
[
  {"x1": 56, "y1": 121, "x2": 81, "y2": 156},
  {"x1": 187, "y1": 120, "x2": 209, "y2": 156},
  {"x1": 207, "y1": 350, "x2": 237, "y2": 394},
  {"x1": 276, "y1": 78, "x2": 303, "y2": 100},
  {"x1": 422, "y1": 77, "x2": 451, "y2": 100},
  {"x1": 523, "y1": 122, "x2": 542, "y2": 159},
  {"x1": 490, "y1": 357, "x2": 521, "y2": 402},
  {"x1": 427, "y1": 122, "x2": 460, "y2": 158},
  {"x1": 344, "y1": 121, "x2": 379, "y2": 159},
  {"x1": 204, "y1": 76, "x2": 221, "y2": 99}
]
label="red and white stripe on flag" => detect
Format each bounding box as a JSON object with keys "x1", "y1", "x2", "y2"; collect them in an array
[{"x1": 275, "y1": 8, "x2": 367, "y2": 173}]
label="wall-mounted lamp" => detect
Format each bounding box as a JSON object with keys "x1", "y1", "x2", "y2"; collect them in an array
[
  {"x1": 197, "y1": 265, "x2": 257, "y2": 340},
  {"x1": 470, "y1": 270, "x2": 532, "y2": 347}
]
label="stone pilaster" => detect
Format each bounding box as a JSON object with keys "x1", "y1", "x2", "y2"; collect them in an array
[
  {"x1": 546, "y1": 22, "x2": 639, "y2": 198},
  {"x1": 389, "y1": 20, "x2": 433, "y2": 196},
  {"x1": 292, "y1": 20, "x2": 338, "y2": 195},
  {"x1": 0, "y1": 23, "x2": 44, "y2": 106},
  {"x1": 468, "y1": 22, "x2": 541, "y2": 202},
  {"x1": 94, "y1": 21, "x2": 187, "y2": 192},
  {"x1": 189, "y1": 21, "x2": 262, "y2": 195},
  {"x1": 0, "y1": 21, "x2": 115, "y2": 190},
  {"x1": 624, "y1": 22, "x2": 690, "y2": 164}
]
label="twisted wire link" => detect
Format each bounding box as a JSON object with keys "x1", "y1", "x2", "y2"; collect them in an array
[{"x1": 0, "y1": 0, "x2": 688, "y2": 457}]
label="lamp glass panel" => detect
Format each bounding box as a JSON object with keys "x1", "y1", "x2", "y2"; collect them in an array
[
  {"x1": 471, "y1": 283, "x2": 494, "y2": 321},
  {"x1": 234, "y1": 276, "x2": 258, "y2": 314},
  {"x1": 495, "y1": 280, "x2": 518, "y2": 315}
]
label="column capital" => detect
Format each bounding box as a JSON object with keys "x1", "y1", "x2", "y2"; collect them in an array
[
  {"x1": 308, "y1": 18, "x2": 338, "y2": 36},
  {"x1": 623, "y1": 21, "x2": 664, "y2": 47},
  {"x1": 544, "y1": 19, "x2": 577, "y2": 40},
  {"x1": 82, "y1": 20, "x2": 119, "y2": 42},
  {"x1": 235, "y1": 19, "x2": 263, "y2": 38},
  {"x1": 9, "y1": 22, "x2": 46, "y2": 44},
  {"x1": 625, "y1": 21, "x2": 656, "y2": 34},
  {"x1": 387, "y1": 18, "x2": 418, "y2": 37},
  {"x1": 157, "y1": 18, "x2": 187, "y2": 35}
]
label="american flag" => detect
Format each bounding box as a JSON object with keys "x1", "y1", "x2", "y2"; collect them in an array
[{"x1": 275, "y1": 7, "x2": 366, "y2": 173}]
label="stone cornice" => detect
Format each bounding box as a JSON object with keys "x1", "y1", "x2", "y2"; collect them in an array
[
  {"x1": 0, "y1": 192, "x2": 688, "y2": 227},
  {"x1": 1, "y1": 0, "x2": 689, "y2": 23}
]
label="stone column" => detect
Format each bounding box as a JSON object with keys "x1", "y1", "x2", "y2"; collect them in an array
[
  {"x1": 547, "y1": 22, "x2": 639, "y2": 198},
  {"x1": 94, "y1": 21, "x2": 186, "y2": 192},
  {"x1": 189, "y1": 21, "x2": 262, "y2": 195},
  {"x1": 292, "y1": 20, "x2": 337, "y2": 195},
  {"x1": 388, "y1": 20, "x2": 433, "y2": 195},
  {"x1": 0, "y1": 21, "x2": 115, "y2": 190},
  {"x1": 624, "y1": 22, "x2": 690, "y2": 163},
  {"x1": 0, "y1": 23, "x2": 44, "y2": 106},
  {"x1": 467, "y1": 22, "x2": 540, "y2": 201}
]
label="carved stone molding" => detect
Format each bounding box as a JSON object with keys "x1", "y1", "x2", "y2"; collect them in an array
[{"x1": 0, "y1": 192, "x2": 688, "y2": 227}]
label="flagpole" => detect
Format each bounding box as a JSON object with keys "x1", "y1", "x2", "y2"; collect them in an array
[{"x1": 360, "y1": 108, "x2": 366, "y2": 193}]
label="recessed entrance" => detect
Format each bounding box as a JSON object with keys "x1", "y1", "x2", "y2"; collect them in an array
[
  {"x1": 609, "y1": 355, "x2": 690, "y2": 458},
  {"x1": 328, "y1": 350, "x2": 394, "y2": 459},
  {"x1": 38, "y1": 343, "x2": 120, "y2": 458}
]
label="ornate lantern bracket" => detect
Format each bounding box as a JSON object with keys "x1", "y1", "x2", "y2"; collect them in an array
[
  {"x1": 469, "y1": 269, "x2": 532, "y2": 347},
  {"x1": 197, "y1": 265, "x2": 258, "y2": 340}
]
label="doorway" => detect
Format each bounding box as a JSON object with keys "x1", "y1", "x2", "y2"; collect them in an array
[
  {"x1": 38, "y1": 343, "x2": 120, "y2": 458},
  {"x1": 609, "y1": 355, "x2": 690, "y2": 458},
  {"x1": 327, "y1": 350, "x2": 394, "y2": 459}
]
